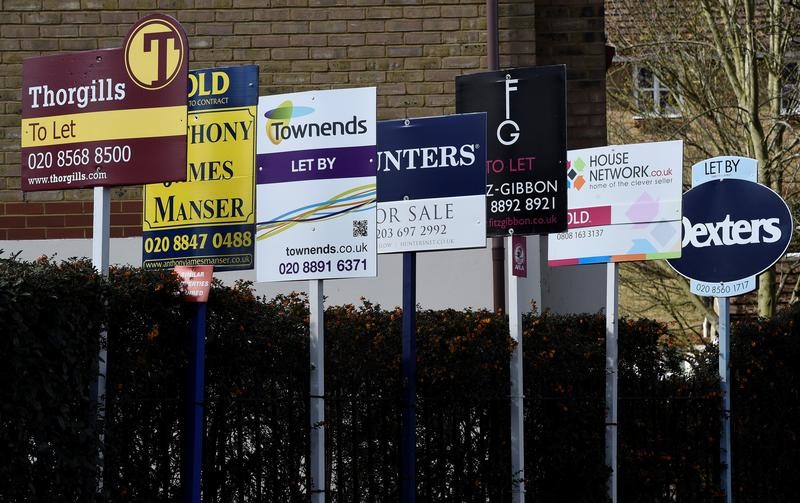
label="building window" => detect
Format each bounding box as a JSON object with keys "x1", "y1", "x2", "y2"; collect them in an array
[
  {"x1": 781, "y1": 62, "x2": 800, "y2": 115},
  {"x1": 634, "y1": 66, "x2": 679, "y2": 117}
]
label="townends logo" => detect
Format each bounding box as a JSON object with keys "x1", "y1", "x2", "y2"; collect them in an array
[
  {"x1": 124, "y1": 15, "x2": 186, "y2": 90},
  {"x1": 263, "y1": 100, "x2": 315, "y2": 145},
  {"x1": 264, "y1": 100, "x2": 368, "y2": 145},
  {"x1": 567, "y1": 157, "x2": 586, "y2": 190}
]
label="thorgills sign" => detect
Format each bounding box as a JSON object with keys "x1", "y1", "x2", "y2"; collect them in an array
[
  {"x1": 20, "y1": 14, "x2": 189, "y2": 190},
  {"x1": 667, "y1": 157, "x2": 793, "y2": 297}
]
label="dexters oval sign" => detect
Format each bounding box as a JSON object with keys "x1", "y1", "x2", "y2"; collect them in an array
[{"x1": 668, "y1": 178, "x2": 792, "y2": 295}]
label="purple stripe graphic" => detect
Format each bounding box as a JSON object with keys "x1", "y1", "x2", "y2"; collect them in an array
[{"x1": 257, "y1": 145, "x2": 376, "y2": 184}]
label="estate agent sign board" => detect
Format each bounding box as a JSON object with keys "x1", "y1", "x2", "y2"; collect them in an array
[
  {"x1": 376, "y1": 114, "x2": 487, "y2": 254},
  {"x1": 456, "y1": 66, "x2": 567, "y2": 236},
  {"x1": 21, "y1": 14, "x2": 189, "y2": 190},
  {"x1": 142, "y1": 65, "x2": 258, "y2": 271},
  {"x1": 548, "y1": 140, "x2": 683, "y2": 265},
  {"x1": 668, "y1": 157, "x2": 792, "y2": 297},
  {"x1": 255, "y1": 87, "x2": 377, "y2": 282}
]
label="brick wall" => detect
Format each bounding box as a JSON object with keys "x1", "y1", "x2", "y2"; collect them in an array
[
  {"x1": 535, "y1": 0, "x2": 606, "y2": 150},
  {"x1": 0, "y1": 0, "x2": 605, "y2": 240}
]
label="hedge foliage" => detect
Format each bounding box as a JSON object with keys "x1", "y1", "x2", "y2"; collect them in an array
[
  {"x1": 0, "y1": 257, "x2": 104, "y2": 502},
  {"x1": 1, "y1": 258, "x2": 799, "y2": 502}
]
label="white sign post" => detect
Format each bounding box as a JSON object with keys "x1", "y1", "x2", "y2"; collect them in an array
[
  {"x1": 676, "y1": 157, "x2": 758, "y2": 503},
  {"x1": 509, "y1": 234, "x2": 527, "y2": 501},
  {"x1": 667, "y1": 156, "x2": 795, "y2": 503},
  {"x1": 548, "y1": 140, "x2": 684, "y2": 503},
  {"x1": 92, "y1": 186, "x2": 110, "y2": 497},
  {"x1": 256, "y1": 87, "x2": 377, "y2": 503}
]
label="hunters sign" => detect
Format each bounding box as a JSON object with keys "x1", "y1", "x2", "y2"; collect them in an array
[
  {"x1": 376, "y1": 114, "x2": 487, "y2": 254},
  {"x1": 20, "y1": 13, "x2": 189, "y2": 191}
]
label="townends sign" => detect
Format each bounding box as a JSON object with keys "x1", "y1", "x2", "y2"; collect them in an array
[
  {"x1": 255, "y1": 87, "x2": 377, "y2": 282},
  {"x1": 20, "y1": 13, "x2": 189, "y2": 191},
  {"x1": 667, "y1": 178, "x2": 793, "y2": 296}
]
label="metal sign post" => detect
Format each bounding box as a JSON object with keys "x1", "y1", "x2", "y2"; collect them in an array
[
  {"x1": 256, "y1": 87, "x2": 377, "y2": 503},
  {"x1": 718, "y1": 297, "x2": 732, "y2": 503},
  {"x1": 667, "y1": 156, "x2": 795, "y2": 503},
  {"x1": 174, "y1": 265, "x2": 213, "y2": 503},
  {"x1": 457, "y1": 67, "x2": 568, "y2": 501},
  {"x1": 309, "y1": 279, "x2": 326, "y2": 503},
  {"x1": 547, "y1": 141, "x2": 685, "y2": 502},
  {"x1": 400, "y1": 252, "x2": 417, "y2": 502},
  {"x1": 185, "y1": 301, "x2": 207, "y2": 503},
  {"x1": 508, "y1": 237, "x2": 525, "y2": 503},
  {"x1": 375, "y1": 114, "x2": 487, "y2": 502},
  {"x1": 605, "y1": 262, "x2": 619, "y2": 502},
  {"x1": 91, "y1": 185, "x2": 110, "y2": 499},
  {"x1": 20, "y1": 13, "x2": 190, "y2": 501}
]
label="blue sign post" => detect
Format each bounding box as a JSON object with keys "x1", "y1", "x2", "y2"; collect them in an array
[
  {"x1": 174, "y1": 265, "x2": 213, "y2": 503},
  {"x1": 668, "y1": 156, "x2": 793, "y2": 503},
  {"x1": 400, "y1": 252, "x2": 416, "y2": 503},
  {"x1": 377, "y1": 114, "x2": 487, "y2": 502},
  {"x1": 185, "y1": 301, "x2": 207, "y2": 503}
]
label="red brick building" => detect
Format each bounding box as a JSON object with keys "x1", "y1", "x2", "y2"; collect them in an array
[{"x1": 0, "y1": 0, "x2": 606, "y2": 241}]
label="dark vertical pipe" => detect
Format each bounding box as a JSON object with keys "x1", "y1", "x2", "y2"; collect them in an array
[
  {"x1": 400, "y1": 252, "x2": 417, "y2": 502},
  {"x1": 487, "y1": 0, "x2": 505, "y2": 312},
  {"x1": 184, "y1": 302, "x2": 206, "y2": 503},
  {"x1": 487, "y1": 0, "x2": 499, "y2": 71}
]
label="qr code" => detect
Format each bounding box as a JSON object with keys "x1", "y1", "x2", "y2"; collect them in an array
[{"x1": 353, "y1": 219, "x2": 368, "y2": 237}]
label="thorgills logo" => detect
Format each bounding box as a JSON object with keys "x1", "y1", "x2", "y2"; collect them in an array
[
  {"x1": 566, "y1": 157, "x2": 586, "y2": 190},
  {"x1": 124, "y1": 15, "x2": 186, "y2": 90},
  {"x1": 263, "y1": 100, "x2": 368, "y2": 145}
]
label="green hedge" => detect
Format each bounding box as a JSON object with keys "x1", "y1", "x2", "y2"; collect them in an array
[
  {"x1": 0, "y1": 257, "x2": 104, "y2": 501},
  {"x1": 731, "y1": 306, "x2": 800, "y2": 502},
  {"x1": 1, "y1": 258, "x2": 798, "y2": 502}
]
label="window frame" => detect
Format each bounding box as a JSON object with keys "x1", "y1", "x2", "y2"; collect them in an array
[
  {"x1": 632, "y1": 65, "x2": 680, "y2": 119},
  {"x1": 780, "y1": 61, "x2": 800, "y2": 116}
]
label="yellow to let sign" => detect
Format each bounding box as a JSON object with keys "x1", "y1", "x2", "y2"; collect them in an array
[
  {"x1": 141, "y1": 65, "x2": 259, "y2": 272},
  {"x1": 144, "y1": 107, "x2": 256, "y2": 230},
  {"x1": 21, "y1": 106, "x2": 186, "y2": 148}
]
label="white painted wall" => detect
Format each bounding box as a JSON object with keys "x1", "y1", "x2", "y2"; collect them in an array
[{"x1": 0, "y1": 235, "x2": 605, "y2": 313}]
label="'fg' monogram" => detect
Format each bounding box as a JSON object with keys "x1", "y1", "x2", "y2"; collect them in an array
[
  {"x1": 124, "y1": 16, "x2": 185, "y2": 90},
  {"x1": 497, "y1": 76, "x2": 520, "y2": 146}
]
